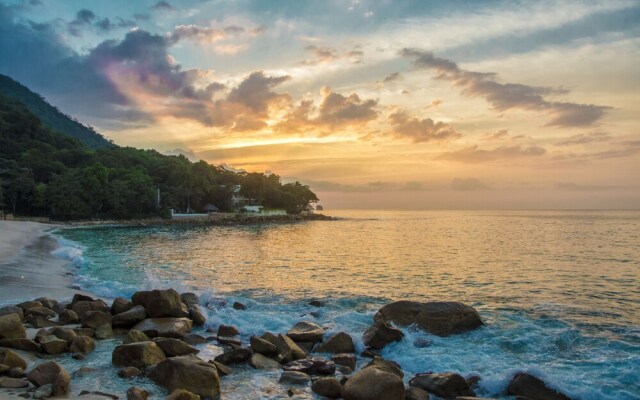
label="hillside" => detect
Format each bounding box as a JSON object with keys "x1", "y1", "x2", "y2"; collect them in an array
[{"x1": 0, "y1": 74, "x2": 112, "y2": 149}]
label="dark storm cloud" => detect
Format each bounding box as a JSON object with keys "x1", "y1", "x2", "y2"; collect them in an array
[
  {"x1": 67, "y1": 8, "x2": 136, "y2": 36},
  {"x1": 402, "y1": 49, "x2": 611, "y2": 127}
]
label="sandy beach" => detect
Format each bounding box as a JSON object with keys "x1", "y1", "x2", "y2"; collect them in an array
[{"x1": 0, "y1": 221, "x2": 90, "y2": 305}]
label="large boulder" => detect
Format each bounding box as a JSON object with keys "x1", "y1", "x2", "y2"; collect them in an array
[
  {"x1": 113, "y1": 305, "x2": 147, "y2": 327},
  {"x1": 50, "y1": 327, "x2": 78, "y2": 344},
  {"x1": 287, "y1": 321, "x2": 325, "y2": 343},
  {"x1": 409, "y1": 373, "x2": 475, "y2": 398},
  {"x1": 365, "y1": 357, "x2": 404, "y2": 378},
  {"x1": 0, "y1": 313, "x2": 26, "y2": 339},
  {"x1": 153, "y1": 338, "x2": 199, "y2": 357},
  {"x1": 312, "y1": 377, "x2": 342, "y2": 398},
  {"x1": 279, "y1": 371, "x2": 311, "y2": 385},
  {"x1": 71, "y1": 300, "x2": 110, "y2": 318},
  {"x1": 214, "y1": 347, "x2": 252, "y2": 365},
  {"x1": 132, "y1": 318, "x2": 192, "y2": 338},
  {"x1": 316, "y1": 332, "x2": 355, "y2": 353},
  {"x1": 24, "y1": 306, "x2": 57, "y2": 319},
  {"x1": 188, "y1": 307, "x2": 206, "y2": 326},
  {"x1": 81, "y1": 311, "x2": 113, "y2": 330},
  {"x1": 69, "y1": 336, "x2": 96, "y2": 354},
  {"x1": 132, "y1": 289, "x2": 189, "y2": 318},
  {"x1": 217, "y1": 325, "x2": 239, "y2": 337},
  {"x1": 180, "y1": 293, "x2": 199, "y2": 309},
  {"x1": 0, "y1": 349, "x2": 27, "y2": 369},
  {"x1": 362, "y1": 321, "x2": 403, "y2": 349},
  {"x1": 16, "y1": 300, "x2": 43, "y2": 310},
  {"x1": 275, "y1": 334, "x2": 307, "y2": 363},
  {"x1": 283, "y1": 357, "x2": 336, "y2": 375},
  {"x1": 148, "y1": 356, "x2": 220, "y2": 399},
  {"x1": 112, "y1": 341, "x2": 167, "y2": 368},
  {"x1": 0, "y1": 338, "x2": 40, "y2": 352},
  {"x1": 58, "y1": 309, "x2": 79, "y2": 325},
  {"x1": 41, "y1": 335, "x2": 68, "y2": 354},
  {"x1": 250, "y1": 336, "x2": 277, "y2": 356},
  {"x1": 0, "y1": 306, "x2": 24, "y2": 321},
  {"x1": 507, "y1": 372, "x2": 572, "y2": 400},
  {"x1": 342, "y1": 364, "x2": 405, "y2": 400},
  {"x1": 124, "y1": 330, "x2": 150, "y2": 344},
  {"x1": 250, "y1": 353, "x2": 281, "y2": 369},
  {"x1": 26, "y1": 361, "x2": 70, "y2": 396},
  {"x1": 111, "y1": 298, "x2": 133, "y2": 315},
  {"x1": 374, "y1": 301, "x2": 483, "y2": 337}
]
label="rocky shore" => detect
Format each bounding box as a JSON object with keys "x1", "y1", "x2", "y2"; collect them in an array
[{"x1": 0, "y1": 290, "x2": 574, "y2": 400}]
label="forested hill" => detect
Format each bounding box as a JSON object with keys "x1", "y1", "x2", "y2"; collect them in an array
[
  {"x1": 0, "y1": 74, "x2": 111, "y2": 149},
  {"x1": 0, "y1": 87, "x2": 318, "y2": 220}
]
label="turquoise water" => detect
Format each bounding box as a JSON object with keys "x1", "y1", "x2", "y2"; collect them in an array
[{"x1": 53, "y1": 210, "x2": 640, "y2": 399}]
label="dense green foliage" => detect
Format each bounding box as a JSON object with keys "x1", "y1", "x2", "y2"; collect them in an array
[
  {"x1": 0, "y1": 74, "x2": 112, "y2": 149},
  {"x1": 0, "y1": 92, "x2": 318, "y2": 220}
]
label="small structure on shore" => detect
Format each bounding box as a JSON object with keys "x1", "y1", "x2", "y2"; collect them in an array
[
  {"x1": 316, "y1": 205, "x2": 324, "y2": 211},
  {"x1": 202, "y1": 204, "x2": 220, "y2": 214}
]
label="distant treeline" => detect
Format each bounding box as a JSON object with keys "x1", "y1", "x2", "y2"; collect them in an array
[{"x1": 0, "y1": 94, "x2": 318, "y2": 220}]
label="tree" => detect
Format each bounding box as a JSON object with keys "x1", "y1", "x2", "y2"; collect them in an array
[
  {"x1": 4, "y1": 168, "x2": 35, "y2": 214},
  {"x1": 280, "y1": 181, "x2": 319, "y2": 214}
]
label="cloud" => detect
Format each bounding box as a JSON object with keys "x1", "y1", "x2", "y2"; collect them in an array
[
  {"x1": 402, "y1": 48, "x2": 611, "y2": 127},
  {"x1": 451, "y1": 177, "x2": 488, "y2": 191},
  {"x1": 228, "y1": 71, "x2": 291, "y2": 113},
  {"x1": 152, "y1": 1, "x2": 173, "y2": 11},
  {"x1": 556, "y1": 131, "x2": 612, "y2": 146},
  {"x1": 163, "y1": 148, "x2": 199, "y2": 161},
  {"x1": 555, "y1": 182, "x2": 621, "y2": 191},
  {"x1": 438, "y1": 145, "x2": 546, "y2": 163},
  {"x1": 167, "y1": 25, "x2": 228, "y2": 44},
  {"x1": 381, "y1": 72, "x2": 402, "y2": 83},
  {"x1": 68, "y1": 8, "x2": 136, "y2": 36},
  {"x1": 300, "y1": 45, "x2": 364, "y2": 65},
  {"x1": 388, "y1": 111, "x2": 460, "y2": 143},
  {"x1": 481, "y1": 129, "x2": 510, "y2": 141},
  {"x1": 306, "y1": 179, "x2": 434, "y2": 193}
]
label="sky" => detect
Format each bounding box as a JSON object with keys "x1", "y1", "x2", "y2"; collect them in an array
[{"x1": 0, "y1": 0, "x2": 638, "y2": 209}]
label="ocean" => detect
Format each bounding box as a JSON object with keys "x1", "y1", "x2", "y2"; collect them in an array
[{"x1": 52, "y1": 210, "x2": 640, "y2": 399}]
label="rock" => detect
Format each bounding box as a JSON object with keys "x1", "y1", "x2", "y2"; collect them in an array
[
  {"x1": 183, "y1": 334, "x2": 206, "y2": 345},
  {"x1": 312, "y1": 377, "x2": 342, "y2": 398},
  {"x1": 0, "y1": 313, "x2": 26, "y2": 339},
  {"x1": 74, "y1": 327, "x2": 95, "y2": 338},
  {"x1": 507, "y1": 372, "x2": 572, "y2": 400},
  {"x1": 260, "y1": 331, "x2": 278, "y2": 345},
  {"x1": 188, "y1": 307, "x2": 206, "y2": 326},
  {"x1": 41, "y1": 335, "x2": 68, "y2": 355},
  {"x1": 72, "y1": 366, "x2": 97, "y2": 378},
  {"x1": 332, "y1": 353, "x2": 356, "y2": 370},
  {"x1": 118, "y1": 366, "x2": 142, "y2": 379},
  {"x1": 216, "y1": 336, "x2": 241, "y2": 346},
  {"x1": 72, "y1": 300, "x2": 110, "y2": 318},
  {"x1": 343, "y1": 364, "x2": 405, "y2": 400},
  {"x1": 283, "y1": 357, "x2": 336, "y2": 375},
  {"x1": 0, "y1": 349, "x2": 27, "y2": 369},
  {"x1": 69, "y1": 336, "x2": 96, "y2": 353},
  {"x1": 50, "y1": 327, "x2": 78, "y2": 344},
  {"x1": 71, "y1": 294, "x2": 95, "y2": 304},
  {"x1": 132, "y1": 289, "x2": 189, "y2": 318},
  {"x1": 113, "y1": 306, "x2": 147, "y2": 327},
  {"x1": 58, "y1": 309, "x2": 79, "y2": 325},
  {"x1": 24, "y1": 307, "x2": 57, "y2": 319},
  {"x1": 16, "y1": 300, "x2": 43, "y2": 311},
  {"x1": 33, "y1": 383, "x2": 53, "y2": 398},
  {"x1": 9, "y1": 367, "x2": 25, "y2": 378},
  {"x1": 362, "y1": 321, "x2": 404, "y2": 349},
  {"x1": 409, "y1": 373, "x2": 475, "y2": 398},
  {"x1": 279, "y1": 371, "x2": 311, "y2": 385},
  {"x1": 232, "y1": 301, "x2": 246, "y2": 310},
  {"x1": 309, "y1": 300, "x2": 324, "y2": 307},
  {"x1": 275, "y1": 334, "x2": 307, "y2": 363},
  {"x1": 250, "y1": 336, "x2": 277, "y2": 355},
  {"x1": 316, "y1": 332, "x2": 355, "y2": 353},
  {"x1": 374, "y1": 301, "x2": 483, "y2": 337},
  {"x1": 124, "y1": 330, "x2": 150, "y2": 344},
  {"x1": 34, "y1": 297, "x2": 57, "y2": 309},
  {"x1": 132, "y1": 318, "x2": 193, "y2": 338},
  {"x1": 287, "y1": 321, "x2": 324, "y2": 343},
  {"x1": 250, "y1": 353, "x2": 281, "y2": 369},
  {"x1": 127, "y1": 386, "x2": 150, "y2": 400},
  {"x1": 0, "y1": 306, "x2": 24, "y2": 321},
  {"x1": 111, "y1": 298, "x2": 134, "y2": 315},
  {"x1": 365, "y1": 357, "x2": 403, "y2": 378},
  {"x1": 25, "y1": 315, "x2": 59, "y2": 328},
  {"x1": 0, "y1": 376, "x2": 29, "y2": 388},
  {"x1": 81, "y1": 311, "x2": 113, "y2": 330},
  {"x1": 95, "y1": 324, "x2": 115, "y2": 340},
  {"x1": 73, "y1": 353, "x2": 86, "y2": 360},
  {"x1": 214, "y1": 347, "x2": 252, "y2": 365},
  {"x1": 167, "y1": 388, "x2": 201, "y2": 400},
  {"x1": 0, "y1": 338, "x2": 41, "y2": 352},
  {"x1": 180, "y1": 293, "x2": 199, "y2": 309},
  {"x1": 217, "y1": 324, "x2": 239, "y2": 337},
  {"x1": 153, "y1": 338, "x2": 199, "y2": 357},
  {"x1": 405, "y1": 386, "x2": 430, "y2": 400},
  {"x1": 148, "y1": 356, "x2": 220, "y2": 399},
  {"x1": 210, "y1": 360, "x2": 232, "y2": 376},
  {"x1": 27, "y1": 361, "x2": 70, "y2": 396},
  {"x1": 78, "y1": 390, "x2": 119, "y2": 399},
  {"x1": 112, "y1": 341, "x2": 167, "y2": 368},
  {"x1": 0, "y1": 364, "x2": 8, "y2": 374}
]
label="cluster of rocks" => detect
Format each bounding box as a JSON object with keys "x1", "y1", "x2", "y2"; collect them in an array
[{"x1": 1, "y1": 293, "x2": 573, "y2": 400}]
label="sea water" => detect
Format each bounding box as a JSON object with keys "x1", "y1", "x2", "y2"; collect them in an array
[{"x1": 51, "y1": 210, "x2": 640, "y2": 399}]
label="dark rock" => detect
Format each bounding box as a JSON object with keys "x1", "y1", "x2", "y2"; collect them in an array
[
  {"x1": 132, "y1": 289, "x2": 189, "y2": 318},
  {"x1": 275, "y1": 334, "x2": 307, "y2": 363},
  {"x1": 216, "y1": 336, "x2": 242, "y2": 346},
  {"x1": 16, "y1": 300, "x2": 43, "y2": 311},
  {"x1": 217, "y1": 324, "x2": 239, "y2": 337},
  {"x1": 153, "y1": 338, "x2": 199, "y2": 357},
  {"x1": 188, "y1": 307, "x2": 206, "y2": 326},
  {"x1": 0, "y1": 349, "x2": 27, "y2": 369},
  {"x1": 260, "y1": 331, "x2": 278, "y2": 345},
  {"x1": 250, "y1": 335, "x2": 277, "y2": 355},
  {"x1": 507, "y1": 372, "x2": 572, "y2": 400},
  {"x1": 180, "y1": 293, "x2": 199, "y2": 309},
  {"x1": 132, "y1": 318, "x2": 193, "y2": 338},
  {"x1": 118, "y1": 367, "x2": 142, "y2": 379},
  {"x1": 69, "y1": 336, "x2": 96, "y2": 353},
  {"x1": 214, "y1": 346, "x2": 252, "y2": 365},
  {"x1": 232, "y1": 301, "x2": 246, "y2": 310},
  {"x1": 365, "y1": 357, "x2": 404, "y2": 378},
  {"x1": 113, "y1": 306, "x2": 147, "y2": 327},
  {"x1": 74, "y1": 327, "x2": 95, "y2": 338},
  {"x1": 250, "y1": 353, "x2": 281, "y2": 369},
  {"x1": 183, "y1": 333, "x2": 206, "y2": 345},
  {"x1": 363, "y1": 321, "x2": 404, "y2": 349},
  {"x1": 296, "y1": 341, "x2": 316, "y2": 353},
  {"x1": 111, "y1": 298, "x2": 134, "y2": 315},
  {"x1": 405, "y1": 386, "x2": 430, "y2": 400},
  {"x1": 167, "y1": 388, "x2": 200, "y2": 400},
  {"x1": 72, "y1": 300, "x2": 110, "y2": 318},
  {"x1": 112, "y1": 341, "x2": 167, "y2": 368},
  {"x1": 25, "y1": 315, "x2": 59, "y2": 328},
  {"x1": 210, "y1": 360, "x2": 232, "y2": 376},
  {"x1": 312, "y1": 377, "x2": 342, "y2": 398},
  {"x1": 0, "y1": 306, "x2": 24, "y2": 321},
  {"x1": 409, "y1": 373, "x2": 475, "y2": 398},
  {"x1": 123, "y1": 330, "x2": 150, "y2": 344},
  {"x1": 342, "y1": 364, "x2": 405, "y2": 400},
  {"x1": 24, "y1": 307, "x2": 57, "y2": 319},
  {"x1": 58, "y1": 309, "x2": 79, "y2": 325},
  {"x1": 34, "y1": 298, "x2": 58, "y2": 310},
  {"x1": 49, "y1": 327, "x2": 78, "y2": 344},
  {"x1": 309, "y1": 300, "x2": 324, "y2": 307},
  {"x1": 126, "y1": 386, "x2": 149, "y2": 400},
  {"x1": 73, "y1": 353, "x2": 86, "y2": 360},
  {"x1": 148, "y1": 356, "x2": 220, "y2": 399},
  {"x1": 81, "y1": 311, "x2": 112, "y2": 330},
  {"x1": 374, "y1": 301, "x2": 483, "y2": 337},
  {"x1": 279, "y1": 371, "x2": 311, "y2": 385},
  {"x1": 26, "y1": 361, "x2": 70, "y2": 396},
  {"x1": 9, "y1": 367, "x2": 25, "y2": 378},
  {"x1": 0, "y1": 376, "x2": 29, "y2": 388},
  {"x1": 41, "y1": 335, "x2": 68, "y2": 354},
  {"x1": 332, "y1": 353, "x2": 356, "y2": 370},
  {"x1": 283, "y1": 357, "x2": 336, "y2": 375},
  {"x1": 316, "y1": 332, "x2": 355, "y2": 353},
  {"x1": 71, "y1": 294, "x2": 95, "y2": 304},
  {"x1": 0, "y1": 338, "x2": 40, "y2": 352},
  {"x1": 287, "y1": 321, "x2": 324, "y2": 343},
  {"x1": 78, "y1": 390, "x2": 119, "y2": 399},
  {"x1": 0, "y1": 313, "x2": 26, "y2": 339},
  {"x1": 95, "y1": 324, "x2": 115, "y2": 340}
]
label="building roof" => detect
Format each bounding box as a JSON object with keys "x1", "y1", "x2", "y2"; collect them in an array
[{"x1": 203, "y1": 203, "x2": 219, "y2": 211}]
